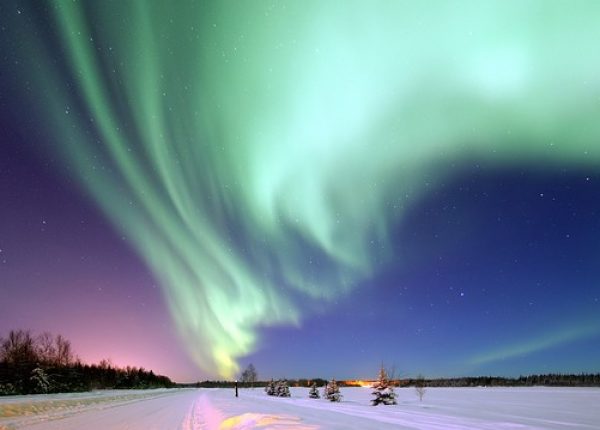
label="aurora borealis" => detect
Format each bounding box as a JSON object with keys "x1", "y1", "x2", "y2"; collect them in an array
[{"x1": 1, "y1": 1, "x2": 600, "y2": 381}]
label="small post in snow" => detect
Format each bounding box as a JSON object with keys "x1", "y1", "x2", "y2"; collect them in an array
[{"x1": 235, "y1": 379, "x2": 238, "y2": 397}]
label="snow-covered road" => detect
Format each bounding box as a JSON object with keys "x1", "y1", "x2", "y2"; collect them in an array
[{"x1": 1, "y1": 387, "x2": 599, "y2": 429}]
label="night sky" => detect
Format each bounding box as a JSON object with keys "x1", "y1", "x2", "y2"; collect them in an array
[{"x1": 1, "y1": 1, "x2": 599, "y2": 382}]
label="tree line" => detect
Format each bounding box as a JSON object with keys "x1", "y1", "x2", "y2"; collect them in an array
[
  {"x1": 0, "y1": 329, "x2": 173, "y2": 395},
  {"x1": 193, "y1": 378, "x2": 330, "y2": 389},
  {"x1": 400, "y1": 374, "x2": 600, "y2": 388},
  {"x1": 193, "y1": 373, "x2": 600, "y2": 389}
]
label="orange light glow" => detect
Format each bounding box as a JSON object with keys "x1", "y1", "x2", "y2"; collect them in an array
[{"x1": 344, "y1": 380, "x2": 374, "y2": 388}]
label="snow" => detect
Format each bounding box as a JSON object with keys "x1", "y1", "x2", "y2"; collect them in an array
[{"x1": 1, "y1": 386, "x2": 599, "y2": 429}]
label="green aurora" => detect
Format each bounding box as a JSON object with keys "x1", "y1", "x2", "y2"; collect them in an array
[{"x1": 8, "y1": 1, "x2": 600, "y2": 377}]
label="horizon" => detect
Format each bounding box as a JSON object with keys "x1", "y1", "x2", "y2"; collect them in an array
[{"x1": 1, "y1": 1, "x2": 600, "y2": 383}]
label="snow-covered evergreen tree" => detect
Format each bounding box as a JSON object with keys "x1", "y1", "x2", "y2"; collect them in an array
[
  {"x1": 265, "y1": 379, "x2": 276, "y2": 396},
  {"x1": 30, "y1": 367, "x2": 51, "y2": 394},
  {"x1": 276, "y1": 379, "x2": 291, "y2": 397},
  {"x1": 0, "y1": 383, "x2": 16, "y2": 395},
  {"x1": 323, "y1": 379, "x2": 342, "y2": 402},
  {"x1": 308, "y1": 382, "x2": 320, "y2": 399},
  {"x1": 371, "y1": 366, "x2": 397, "y2": 406}
]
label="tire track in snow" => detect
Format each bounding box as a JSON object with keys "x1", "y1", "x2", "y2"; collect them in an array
[{"x1": 182, "y1": 394, "x2": 225, "y2": 430}]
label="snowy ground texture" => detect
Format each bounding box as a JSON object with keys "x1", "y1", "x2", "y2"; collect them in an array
[{"x1": 1, "y1": 386, "x2": 599, "y2": 429}]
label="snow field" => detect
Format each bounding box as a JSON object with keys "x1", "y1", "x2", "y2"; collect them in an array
[{"x1": 0, "y1": 386, "x2": 598, "y2": 429}]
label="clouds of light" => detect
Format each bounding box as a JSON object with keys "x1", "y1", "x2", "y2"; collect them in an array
[{"x1": 10, "y1": 1, "x2": 600, "y2": 377}]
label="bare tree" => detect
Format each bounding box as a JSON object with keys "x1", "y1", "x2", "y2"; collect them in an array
[
  {"x1": 415, "y1": 374, "x2": 426, "y2": 402},
  {"x1": 240, "y1": 363, "x2": 257, "y2": 388},
  {"x1": 55, "y1": 335, "x2": 73, "y2": 366},
  {"x1": 0, "y1": 330, "x2": 38, "y2": 364},
  {"x1": 37, "y1": 332, "x2": 57, "y2": 365},
  {"x1": 99, "y1": 358, "x2": 113, "y2": 370},
  {"x1": 386, "y1": 364, "x2": 398, "y2": 387}
]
